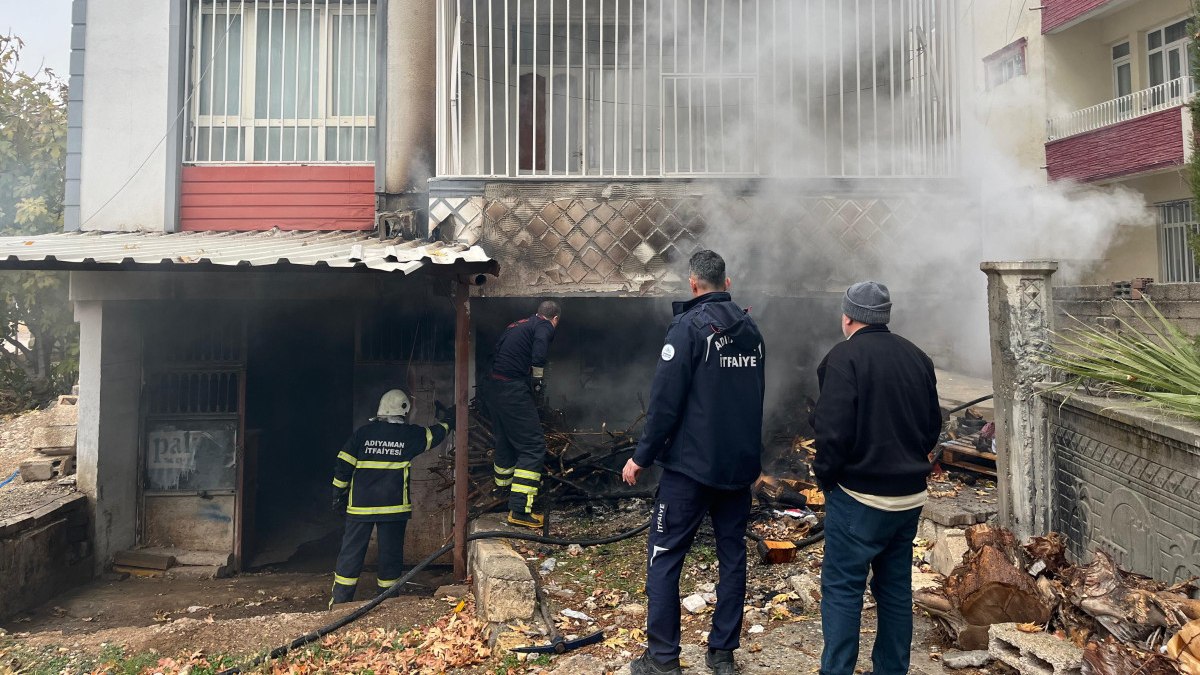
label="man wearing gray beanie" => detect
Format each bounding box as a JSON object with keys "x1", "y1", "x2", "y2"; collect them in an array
[{"x1": 811, "y1": 281, "x2": 942, "y2": 675}]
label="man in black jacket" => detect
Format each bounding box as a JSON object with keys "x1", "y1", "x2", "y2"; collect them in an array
[
  {"x1": 485, "y1": 300, "x2": 560, "y2": 528},
  {"x1": 811, "y1": 281, "x2": 942, "y2": 675},
  {"x1": 623, "y1": 250, "x2": 766, "y2": 675},
  {"x1": 330, "y1": 389, "x2": 454, "y2": 605}
]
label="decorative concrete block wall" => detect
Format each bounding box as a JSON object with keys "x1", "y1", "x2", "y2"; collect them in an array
[
  {"x1": 1043, "y1": 391, "x2": 1200, "y2": 584},
  {"x1": 430, "y1": 180, "x2": 938, "y2": 296}
]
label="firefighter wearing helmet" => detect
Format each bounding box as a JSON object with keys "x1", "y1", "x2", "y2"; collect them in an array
[{"x1": 329, "y1": 388, "x2": 455, "y2": 606}]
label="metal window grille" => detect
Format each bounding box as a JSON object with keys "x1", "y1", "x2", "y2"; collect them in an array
[
  {"x1": 437, "y1": 0, "x2": 959, "y2": 178},
  {"x1": 1158, "y1": 200, "x2": 1200, "y2": 283},
  {"x1": 185, "y1": 0, "x2": 377, "y2": 164}
]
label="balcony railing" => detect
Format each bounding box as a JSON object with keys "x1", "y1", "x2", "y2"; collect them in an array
[{"x1": 1046, "y1": 77, "x2": 1194, "y2": 141}]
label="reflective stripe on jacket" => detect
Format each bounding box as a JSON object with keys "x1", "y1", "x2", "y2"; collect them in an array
[{"x1": 333, "y1": 420, "x2": 449, "y2": 521}]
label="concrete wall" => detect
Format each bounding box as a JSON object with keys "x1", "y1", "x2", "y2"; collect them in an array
[
  {"x1": 1088, "y1": 171, "x2": 1190, "y2": 284},
  {"x1": 74, "y1": 301, "x2": 143, "y2": 570},
  {"x1": 1054, "y1": 283, "x2": 1200, "y2": 335},
  {"x1": 1043, "y1": 390, "x2": 1200, "y2": 584},
  {"x1": 78, "y1": 0, "x2": 172, "y2": 231},
  {"x1": 383, "y1": 0, "x2": 437, "y2": 199},
  {"x1": 0, "y1": 494, "x2": 93, "y2": 621},
  {"x1": 965, "y1": 0, "x2": 1047, "y2": 176}
]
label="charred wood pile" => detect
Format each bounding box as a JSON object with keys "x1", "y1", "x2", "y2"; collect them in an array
[
  {"x1": 915, "y1": 524, "x2": 1200, "y2": 674},
  {"x1": 431, "y1": 400, "x2": 646, "y2": 518}
]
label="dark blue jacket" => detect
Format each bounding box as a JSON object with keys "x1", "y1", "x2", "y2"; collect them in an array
[
  {"x1": 633, "y1": 292, "x2": 766, "y2": 490},
  {"x1": 492, "y1": 314, "x2": 556, "y2": 379}
]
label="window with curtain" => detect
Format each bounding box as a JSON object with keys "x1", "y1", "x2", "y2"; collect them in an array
[{"x1": 187, "y1": 0, "x2": 376, "y2": 164}]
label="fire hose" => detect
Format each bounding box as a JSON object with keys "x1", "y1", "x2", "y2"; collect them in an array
[
  {"x1": 216, "y1": 513, "x2": 828, "y2": 674},
  {"x1": 215, "y1": 519, "x2": 650, "y2": 674}
]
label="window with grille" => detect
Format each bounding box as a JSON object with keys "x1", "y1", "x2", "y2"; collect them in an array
[
  {"x1": 186, "y1": 0, "x2": 377, "y2": 164},
  {"x1": 1158, "y1": 200, "x2": 1199, "y2": 283}
]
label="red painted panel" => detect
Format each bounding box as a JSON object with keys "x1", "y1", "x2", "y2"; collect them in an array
[
  {"x1": 180, "y1": 165, "x2": 375, "y2": 231},
  {"x1": 1042, "y1": 0, "x2": 1112, "y2": 33},
  {"x1": 1045, "y1": 108, "x2": 1184, "y2": 183}
]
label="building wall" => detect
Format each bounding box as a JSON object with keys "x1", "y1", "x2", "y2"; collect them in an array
[
  {"x1": 1093, "y1": 171, "x2": 1189, "y2": 283},
  {"x1": 966, "y1": 0, "x2": 1047, "y2": 175},
  {"x1": 74, "y1": 300, "x2": 143, "y2": 570},
  {"x1": 180, "y1": 166, "x2": 375, "y2": 231},
  {"x1": 77, "y1": 0, "x2": 172, "y2": 232}
]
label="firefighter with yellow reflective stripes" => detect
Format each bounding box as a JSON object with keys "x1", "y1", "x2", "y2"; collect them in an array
[
  {"x1": 484, "y1": 300, "x2": 560, "y2": 529},
  {"x1": 329, "y1": 388, "x2": 454, "y2": 606}
]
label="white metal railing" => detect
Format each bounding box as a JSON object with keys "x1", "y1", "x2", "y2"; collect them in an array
[
  {"x1": 436, "y1": 0, "x2": 960, "y2": 179},
  {"x1": 1158, "y1": 200, "x2": 1200, "y2": 283},
  {"x1": 1047, "y1": 77, "x2": 1195, "y2": 142},
  {"x1": 185, "y1": 0, "x2": 377, "y2": 164}
]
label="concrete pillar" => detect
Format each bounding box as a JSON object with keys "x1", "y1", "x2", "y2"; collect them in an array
[
  {"x1": 75, "y1": 300, "x2": 143, "y2": 571},
  {"x1": 981, "y1": 261, "x2": 1058, "y2": 541},
  {"x1": 384, "y1": 0, "x2": 437, "y2": 199}
]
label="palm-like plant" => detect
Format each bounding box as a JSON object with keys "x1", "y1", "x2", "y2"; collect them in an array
[{"x1": 1041, "y1": 300, "x2": 1200, "y2": 420}]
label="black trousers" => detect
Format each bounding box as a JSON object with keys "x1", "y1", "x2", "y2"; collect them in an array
[
  {"x1": 645, "y1": 469, "x2": 751, "y2": 664},
  {"x1": 485, "y1": 377, "x2": 547, "y2": 514},
  {"x1": 331, "y1": 519, "x2": 408, "y2": 604}
]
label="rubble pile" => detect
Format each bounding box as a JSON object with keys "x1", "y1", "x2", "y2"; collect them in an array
[
  {"x1": 15, "y1": 394, "x2": 79, "y2": 483},
  {"x1": 915, "y1": 524, "x2": 1200, "y2": 674}
]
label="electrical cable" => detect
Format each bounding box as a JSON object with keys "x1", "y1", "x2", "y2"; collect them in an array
[
  {"x1": 216, "y1": 518, "x2": 652, "y2": 675},
  {"x1": 0, "y1": 469, "x2": 20, "y2": 489}
]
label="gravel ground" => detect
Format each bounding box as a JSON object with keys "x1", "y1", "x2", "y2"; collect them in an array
[
  {"x1": 0, "y1": 480, "x2": 76, "y2": 517},
  {"x1": 0, "y1": 402, "x2": 78, "y2": 517}
]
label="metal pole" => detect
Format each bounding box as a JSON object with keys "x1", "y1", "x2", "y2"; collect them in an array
[{"x1": 453, "y1": 279, "x2": 471, "y2": 581}]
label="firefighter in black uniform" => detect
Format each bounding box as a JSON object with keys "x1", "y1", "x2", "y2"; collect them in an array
[
  {"x1": 622, "y1": 250, "x2": 766, "y2": 675},
  {"x1": 484, "y1": 300, "x2": 560, "y2": 529},
  {"x1": 329, "y1": 388, "x2": 454, "y2": 605}
]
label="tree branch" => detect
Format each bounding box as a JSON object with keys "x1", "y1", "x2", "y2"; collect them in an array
[{"x1": 1, "y1": 334, "x2": 32, "y2": 358}]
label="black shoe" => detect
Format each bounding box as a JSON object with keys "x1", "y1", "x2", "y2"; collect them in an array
[
  {"x1": 706, "y1": 649, "x2": 737, "y2": 675},
  {"x1": 630, "y1": 651, "x2": 683, "y2": 675}
]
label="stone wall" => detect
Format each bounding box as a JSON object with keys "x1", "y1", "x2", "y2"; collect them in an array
[
  {"x1": 1042, "y1": 390, "x2": 1200, "y2": 584},
  {"x1": 1053, "y1": 284, "x2": 1200, "y2": 336},
  {"x1": 0, "y1": 493, "x2": 93, "y2": 621}
]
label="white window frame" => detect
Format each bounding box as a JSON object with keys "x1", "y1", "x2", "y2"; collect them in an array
[
  {"x1": 1146, "y1": 17, "x2": 1191, "y2": 89},
  {"x1": 186, "y1": 0, "x2": 377, "y2": 165},
  {"x1": 1112, "y1": 40, "x2": 1132, "y2": 98}
]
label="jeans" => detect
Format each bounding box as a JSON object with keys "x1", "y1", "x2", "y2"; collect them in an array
[{"x1": 819, "y1": 486, "x2": 922, "y2": 675}]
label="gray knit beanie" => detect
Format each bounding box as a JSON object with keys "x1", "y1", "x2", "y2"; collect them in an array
[{"x1": 843, "y1": 281, "x2": 892, "y2": 325}]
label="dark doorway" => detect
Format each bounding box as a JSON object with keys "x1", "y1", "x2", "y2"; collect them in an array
[{"x1": 244, "y1": 301, "x2": 355, "y2": 569}]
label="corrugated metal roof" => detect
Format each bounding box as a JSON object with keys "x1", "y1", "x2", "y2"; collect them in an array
[{"x1": 0, "y1": 230, "x2": 497, "y2": 275}]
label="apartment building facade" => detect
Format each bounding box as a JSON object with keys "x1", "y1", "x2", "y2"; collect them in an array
[
  {"x1": 0, "y1": 0, "x2": 963, "y2": 576},
  {"x1": 974, "y1": 0, "x2": 1196, "y2": 283}
]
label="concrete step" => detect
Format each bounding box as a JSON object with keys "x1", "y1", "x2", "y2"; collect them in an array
[
  {"x1": 167, "y1": 564, "x2": 232, "y2": 580},
  {"x1": 138, "y1": 547, "x2": 233, "y2": 568}
]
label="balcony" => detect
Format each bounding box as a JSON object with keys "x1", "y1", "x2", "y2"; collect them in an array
[
  {"x1": 1047, "y1": 77, "x2": 1194, "y2": 141},
  {"x1": 1044, "y1": 78, "x2": 1191, "y2": 183}
]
